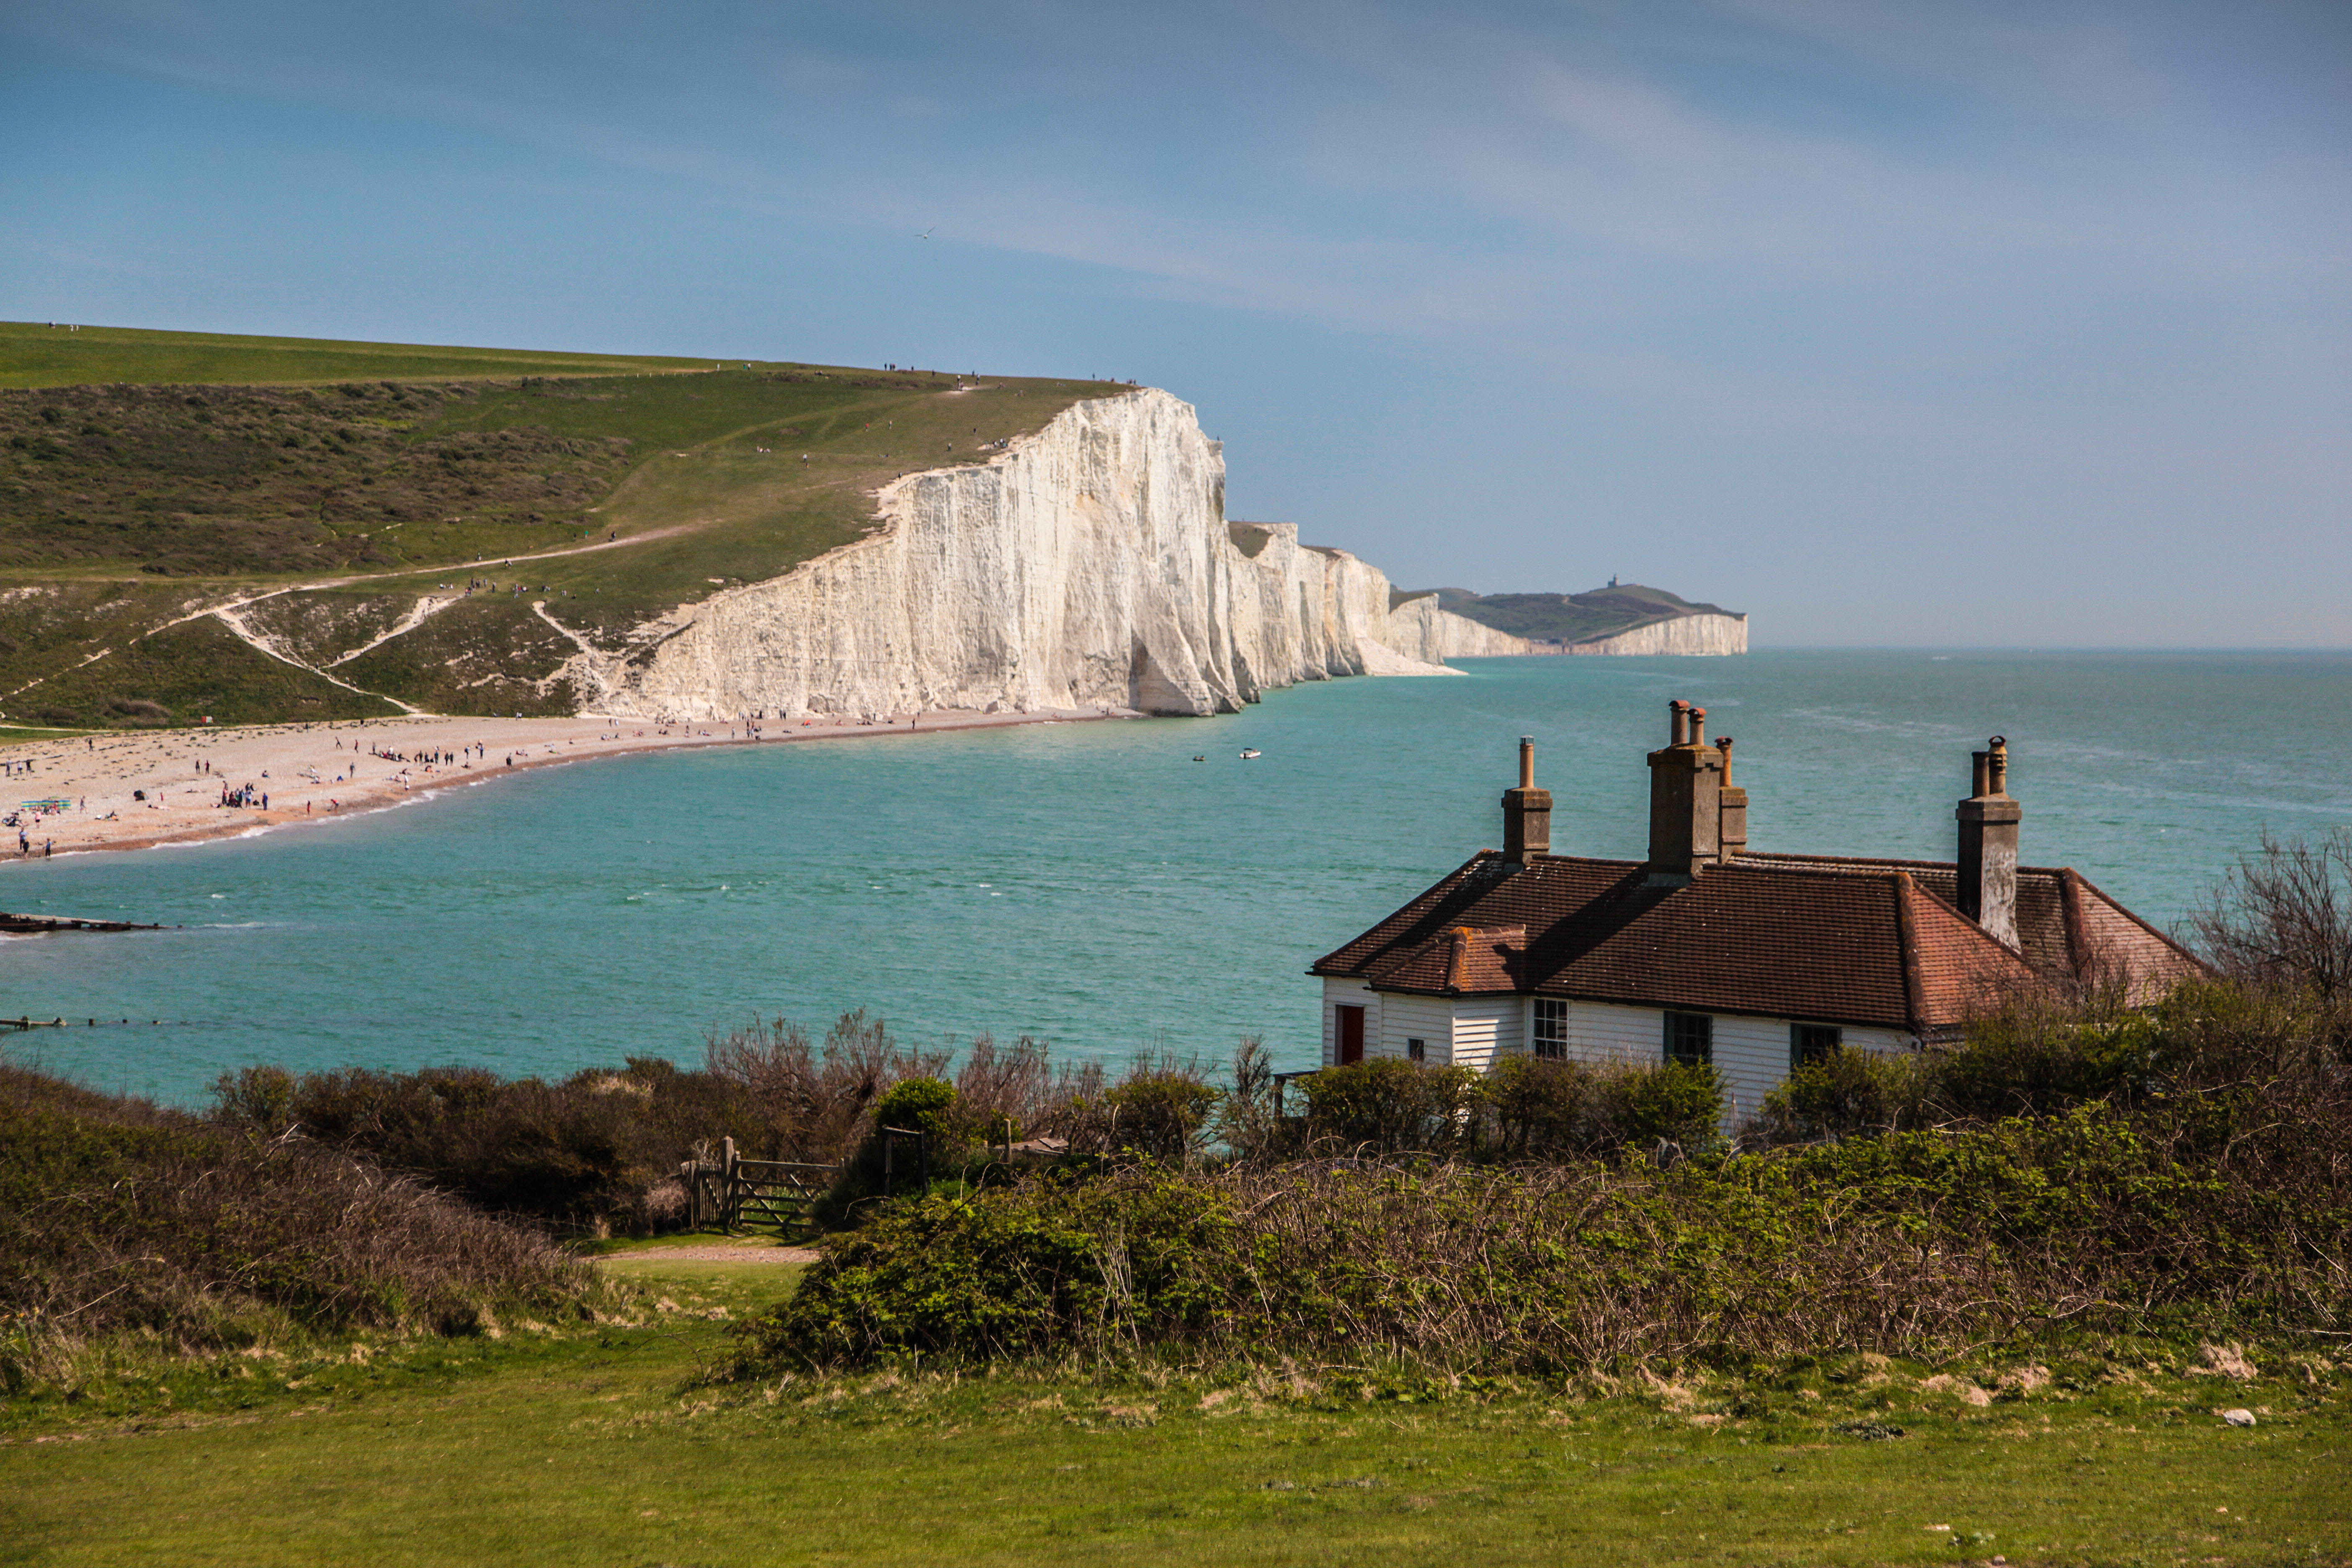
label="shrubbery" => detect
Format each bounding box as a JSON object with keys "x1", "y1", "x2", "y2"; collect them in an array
[
  {"x1": 739, "y1": 977, "x2": 2352, "y2": 1376},
  {"x1": 1223, "y1": 1052, "x2": 1728, "y2": 1162},
  {"x1": 1, "y1": 1063, "x2": 603, "y2": 1392},
  {"x1": 212, "y1": 1010, "x2": 959, "y2": 1232}
]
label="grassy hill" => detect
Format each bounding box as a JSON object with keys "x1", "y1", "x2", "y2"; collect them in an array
[
  {"x1": 1418, "y1": 583, "x2": 1740, "y2": 645},
  {"x1": 0, "y1": 320, "x2": 723, "y2": 390},
  {"x1": 0, "y1": 323, "x2": 1125, "y2": 726}
]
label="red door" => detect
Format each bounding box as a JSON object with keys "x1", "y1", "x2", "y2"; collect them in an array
[{"x1": 1335, "y1": 1004, "x2": 1365, "y2": 1065}]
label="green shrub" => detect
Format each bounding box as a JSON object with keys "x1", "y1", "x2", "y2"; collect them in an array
[
  {"x1": 1101, "y1": 1071, "x2": 1220, "y2": 1164},
  {"x1": 1, "y1": 1063, "x2": 603, "y2": 1386},
  {"x1": 1751, "y1": 1050, "x2": 1926, "y2": 1143},
  {"x1": 737, "y1": 1063, "x2": 2350, "y2": 1376},
  {"x1": 1591, "y1": 1060, "x2": 1725, "y2": 1151},
  {"x1": 1929, "y1": 1003, "x2": 2161, "y2": 1121},
  {"x1": 873, "y1": 1076, "x2": 959, "y2": 1143},
  {"x1": 1485, "y1": 1055, "x2": 1596, "y2": 1157},
  {"x1": 1300, "y1": 1059, "x2": 1484, "y2": 1155}
]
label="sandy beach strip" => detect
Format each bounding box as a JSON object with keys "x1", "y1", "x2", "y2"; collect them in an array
[{"x1": 0, "y1": 705, "x2": 1137, "y2": 865}]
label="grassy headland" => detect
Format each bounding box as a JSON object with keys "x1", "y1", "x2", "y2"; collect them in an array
[
  {"x1": 0, "y1": 323, "x2": 1127, "y2": 724},
  {"x1": 1425, "y1": 583, "x2": 1739, "y2": 645}
]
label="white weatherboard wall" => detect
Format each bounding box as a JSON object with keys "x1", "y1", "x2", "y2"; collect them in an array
[
  {"x1": 1325, "y1": 986, "x2": 1914, "y2": 1124},
  {"x1": 570, "y1": 389, "x2": 1527, "y2": 721},
  {"x1": 1448, "y1": 1002, "x2": 1515, "y2": 1072},
  {"x1": 1377, "y1": 993, "x2": 1455, "y2": 1062}
]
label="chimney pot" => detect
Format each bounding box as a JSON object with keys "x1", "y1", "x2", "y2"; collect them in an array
[
  {"x1": 1500, "y1": 737, "x2": 1551, "y2": 867},
  {"x1": 1689, "y1": 707, "x2": 1707, "y2": 746},
  {"x1": 1715, "y1": 736, "x2": 1747, "y2": 861}
]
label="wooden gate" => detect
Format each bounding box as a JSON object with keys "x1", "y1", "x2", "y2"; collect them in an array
[{"x1": 682, "y1": 1137, "x2": 837, "y2": 1235}]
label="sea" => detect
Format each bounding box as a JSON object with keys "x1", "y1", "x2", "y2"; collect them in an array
[{"x1": 3, "y1": 650, "x2": 2345, "y2": 1106}]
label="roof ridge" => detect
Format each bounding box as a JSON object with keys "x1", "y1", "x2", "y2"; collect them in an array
[{"x1": 1890, "y1": 872, "x2": 1926, "y2": 1036}]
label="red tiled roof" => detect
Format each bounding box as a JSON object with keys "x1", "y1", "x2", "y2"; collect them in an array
[
  {"x1": 1310, "y1": 850, "x2": 2194, "y2": 1034},
  {"x1": 1736, "y1": 853, "x2": 2208, "y2": 1001}
]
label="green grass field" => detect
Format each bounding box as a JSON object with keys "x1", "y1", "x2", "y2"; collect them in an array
[
  {"x1": 0, "y1": 321, "x2": 723, "y2": 390},
  {"x1": 3, "y1": 1251, "x2": 2344, "y2": 1567},
  {"x1": 0, "y1": 325, "x2": 1129, "y2": 725}
]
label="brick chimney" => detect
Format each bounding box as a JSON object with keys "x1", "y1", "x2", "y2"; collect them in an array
[
  {"x1": 1716, "y1": 735, "x2": 1747, "y2": 861},
  {"x1": 1500, "y1": 735, "x2": 1551, "y2": 866},
  {"x1": 1955, "y1": 735, "x2": 2021, "y2": 947},
  {"x1": 1647, "y1": 699, "x2": 1723, "y2": 882}
]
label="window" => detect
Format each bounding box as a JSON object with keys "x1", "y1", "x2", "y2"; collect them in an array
[
  {"x1": 1334, "y1": 1003, "x2": 1365, "y2": 1065},
  {"x1": 1532, "y1": 998, "x2": 1568, "y2": 1060},
  {"x1": 1663, "y1": 1011, "x2": 1713, "y2": 1067},
  {"x1": 1790, "y1": 1022, "x2": 1842, "y2": 1071},
  {"x1": 1407, "y1": 1038, "x2": 1426, "y2": 1063}
]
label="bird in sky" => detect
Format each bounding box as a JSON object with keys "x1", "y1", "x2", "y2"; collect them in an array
[{"x1": 917, "y1": 226, "x2": 935, "y2": 240}]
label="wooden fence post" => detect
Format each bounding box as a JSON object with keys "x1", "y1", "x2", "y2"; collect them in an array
[{"x1": 721, "y1": 1137, "x2": 738, "y2": 1232}]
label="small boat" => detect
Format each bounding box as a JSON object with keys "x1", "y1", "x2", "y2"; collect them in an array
[
  {"x1": 1239, "y1": 748, "x2": 1261, "y2": 759},
  {"x1": 1191, "y1": 755, "x2": 1206, "y2": 762}
]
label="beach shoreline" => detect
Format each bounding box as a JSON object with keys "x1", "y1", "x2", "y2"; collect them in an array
[{"x1": 0, "y1": 704, "x2": 1141, "y2": 870}]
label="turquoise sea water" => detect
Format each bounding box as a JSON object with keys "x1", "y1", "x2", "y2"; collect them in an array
[{"x1": 2, "y1": 650, "x2": 2345, "y2": 1105}]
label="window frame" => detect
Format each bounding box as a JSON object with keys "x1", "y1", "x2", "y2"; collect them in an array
[
  {"x1": 1530, "y1": 997, "x2": 1568, "y2": 1060},
  {"x1": 1789, "y1": 1021, "x2": 1842, "y2": 1071},
  {"x1": 1663, "y1": 1010, "x2": 1713, "y2": 1067},
  {"x1": 1406, "y1": 1037, "x2": 1426, "y2": 1063}
]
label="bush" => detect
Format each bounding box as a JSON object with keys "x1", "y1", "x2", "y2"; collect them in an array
[
  {"x1": 738, "y1": 1068, "x2": 2350, "y2": 1376},
  {"x1": 1299, "y1": 1058, "x2": 1484, "y2": 1155},
  {"x1": 1485, "y1": 1055, "x2": 1596, "y2": 1157},
  {"x1": 210, "y1": 1011, "x2": 954, "y2": 1233},
  {"x1": 1926, "y1": 996, "x2": 2161, "y2": 1121},
  {"x1": 873, "y1": 1076, "x2": 959, "y2": 1144},
  {"x1": 1750, "y1": 1049, "x2": 1926, "y2": 1144},
  {"x1": 217, "y1": 1059, "x2": 736, "y2": 1232},
  {"x1": 2190, "y1": 828, "x2": 2352, "y2": 999},
  {"x1": 1101, "y1": 1070, "x2": 1220, "y2": 1165},
  {"x1": 1587, "y1": 1060, "x2": 1725, "y2": 1152},
  {"x1": 1, "y1": 1063, "x2": 603, "y2": 1385},
  {"x1": 740, "y1": 979, "x2": 2352, "y2": 1377}
]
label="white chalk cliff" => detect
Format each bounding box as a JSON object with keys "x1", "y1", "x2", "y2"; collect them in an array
[
  {"x1": 1557, "y1": 614, "x2": 1748, "y2": 657},
  {"x1": 569, "y1": 389, "x2": 1524, "y2": 720}
]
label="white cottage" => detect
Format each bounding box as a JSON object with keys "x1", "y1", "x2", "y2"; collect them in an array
[{"x1": 1309, "y1": 701, "x2": 2203, "y2": 1121}]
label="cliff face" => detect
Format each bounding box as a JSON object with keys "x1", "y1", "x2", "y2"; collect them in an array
[
  {"x1": 571, "y1": 389, "x2": 1525, "y2": 720},
  {"x1": 1557, "y1": 614, "x2": 1749, "y2": 656}
]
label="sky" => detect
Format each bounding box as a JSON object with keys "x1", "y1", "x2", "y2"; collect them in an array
[{"x1": 3, "y1": 1, "x2": 2347, "y2": 646}]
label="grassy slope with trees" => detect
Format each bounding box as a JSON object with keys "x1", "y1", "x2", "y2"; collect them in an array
[{"x1": 0, "y1": 322, "x2": 1125, "y2": 725}]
